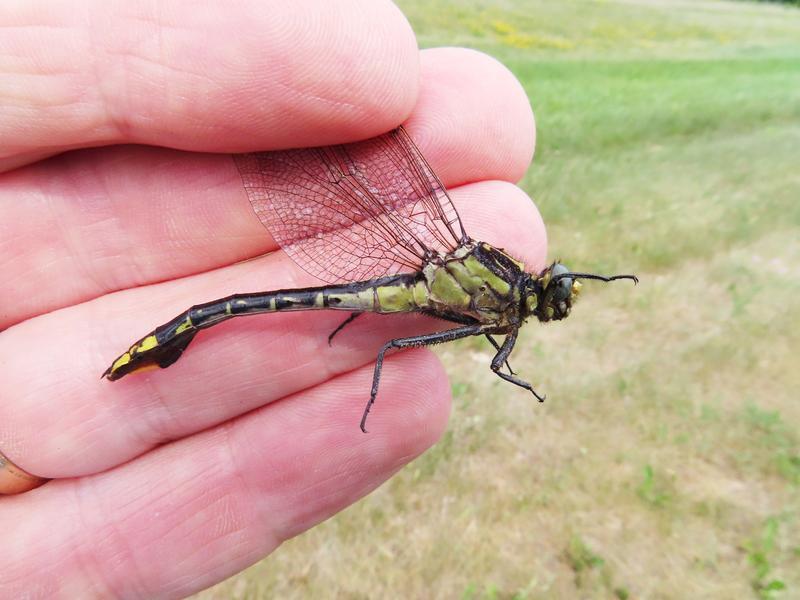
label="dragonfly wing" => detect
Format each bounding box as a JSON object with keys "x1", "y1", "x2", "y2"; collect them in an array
[{"x1": 233, "y1": 127, "x2": 466, "y2": 284}]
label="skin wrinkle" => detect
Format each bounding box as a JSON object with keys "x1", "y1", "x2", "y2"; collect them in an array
[
  {"x1": 106, "y1": 152, "x2": 218, "y2": 287},
  {"x1": 87, "y1": 458, "x2": 226, "y2": 597},
  {"x1": 111, "y1": 53, "x2": 236, "y2": 143},
  {"x1": 98, "y1": 52, "x2": 171, "y2": 143},
  {"x1": 1, "y1": 71, "x2": 75, "y2": 107},
  {"x1": 70, "y1": 478, "x2": 137, "y2": 598},
  {"x1": 164, "y1": 491, "x2": 240, "y2": 592},
  {"x1": 219, "y1": 421, "x2": 279, "y2": 548},
  {"x1": 73, "y1": 184, "x2": 122, "y2": 294},
  {"x1": 263, "y1": 453, "x2": 354, "y2": 543},
  {"x1": 218, "y1": 421, "x2": 287, "y2": 560},
  {"x1": 278, "y1": 469, "x2": 372, "y2": 541},
  {"x1": 89, "y1": 151, "x2": 179, "y2": 290},
  {"x1": 271, "y1": 418, "x2": 417, "y2": 541},
  {"x1": 30, "y1": 151, "x2": 250, "y2": 314},
  {"x1": 0, "y1": 149, "x2": 57, "y2": 172},
  {"x1": 67, "y1": 6, "x2": 121, "y2": 147},
  {"x1": 51, "y1": 164, "x2": 124, "y2": 295},
  {"x1": 128, "y1": 373, "x2": 187, "y2": 449},
  {"x1": 207, "y1": 495, "x2": 247, "y2": 550},
  {"x1": 157, "y1": 471, "x2": 268, "y2": 594},
  {"x1": 91, "y1": 6, "x2": 169, "y2": 143},
  {"x1": 269, "y1": 76, "x2": 360, "y2": 136},
  {"x1": 2, "y1": 512, "x2": 63, "y2": 598},
  {"x1": 16, "y1": 383, "x2": 103, "y2": 475}
]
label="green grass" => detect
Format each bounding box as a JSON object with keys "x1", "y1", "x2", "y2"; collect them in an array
[{"x1": 200, "y1": 1, "x2": 800, "y2": 597}]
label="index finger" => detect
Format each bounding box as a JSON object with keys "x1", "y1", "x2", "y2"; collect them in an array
[{"x1": 0, "y1": 0, "x2": 419, "y2": 169}]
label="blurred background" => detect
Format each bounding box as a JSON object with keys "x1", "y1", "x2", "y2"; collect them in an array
[{"x1": 202, "y1": 0, "x2": 799, "y2": 597}]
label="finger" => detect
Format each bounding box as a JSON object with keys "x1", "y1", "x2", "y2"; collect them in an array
[
  {"x1": 0, "y1": 180, "x2": 545, "y2": 476},
  {"x1": 407, "y1": 47, "x2": 535, "y2": 186},
  {"x1": 0, "y1": 350, "x2": 449, "y2": 597},
  {"x1": 0, "y1": 0, "x2": 419, "y2": 168},
  {"x1": 1, "y1": 47, "x2": 535, "y2": 329}
]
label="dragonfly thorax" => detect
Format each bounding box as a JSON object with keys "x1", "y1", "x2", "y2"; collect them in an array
[{"x1": 418, "y1": 241, "x2": 528, "y2": 327}]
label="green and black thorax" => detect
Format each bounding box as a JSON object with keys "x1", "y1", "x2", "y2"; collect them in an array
[{"x1": 417, "y1": 239, "x2": 529, "y2": 327}]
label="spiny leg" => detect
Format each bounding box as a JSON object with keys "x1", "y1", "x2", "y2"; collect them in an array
[
  {"x1": 490, "y1": 328, "x2": 545, "y2": 402},
  {"x1": 362, "y1": 324, "x2": 485, "y2": 433},
  {"x1": 484, "y1": 334, "x2": 515, "y2": 375},
  {"x1": 328, "y1": 312, "x2": 363, "y2": 346}
]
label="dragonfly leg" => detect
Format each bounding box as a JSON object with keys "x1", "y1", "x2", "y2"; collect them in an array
[
  {"x1": 328, "y1": 312, "x2": 363, "y2": 346},
  {"x1": 362, "y1": 324, "x2": 485, "y2": 433},
  {"x1": 484, "y1": 334, "x2": 515, "y2": 375},
  {"x1": 490, "y1": 328, "x2": 546, "y2": 402}
]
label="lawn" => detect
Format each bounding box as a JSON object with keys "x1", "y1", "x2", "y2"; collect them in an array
[{"x1": 200, "y1": 1, "x2": 800, "y2": 597}]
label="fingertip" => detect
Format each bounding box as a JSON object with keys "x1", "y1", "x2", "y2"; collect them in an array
[
  {"x1": 343, "y1": 0, "x2": 421, "y2": 137},
  {"x1": 408, "y1": 47, "x2": 536, "y2": 185},
  {"x1": 240, "y1": 0, "x2": 421, "y2": 147},
  {"x1": 454, "y1": 180, "x2": 548, "y2": 272}
]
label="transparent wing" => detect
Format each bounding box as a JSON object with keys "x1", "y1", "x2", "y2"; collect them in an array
[{"x1": 233, "y1": 126, "x2": 466, "y2": 284}]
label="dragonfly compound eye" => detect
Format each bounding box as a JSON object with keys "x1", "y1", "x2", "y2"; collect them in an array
[
  {"x1": 552, "y1": 277, "x2": 572, "y2": 302},
  {"x1": 548, "y1": 263, "x2": 573, "y2": 303}
]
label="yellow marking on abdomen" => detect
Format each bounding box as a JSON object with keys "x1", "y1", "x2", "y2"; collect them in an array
[
  {"x1": 135, "y1": 335, "x2": 159, "y2": 353},
  {"x1": 111, "y1": 353, "x2": 132, "y2": 372},
  {"x1": 174, "y1": 317, "x2": 193, "y2": 336}
]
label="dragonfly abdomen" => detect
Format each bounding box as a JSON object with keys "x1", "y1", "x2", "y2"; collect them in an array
[{"x1": 103, "y1": 274, "x2": 428, "y2": 381}]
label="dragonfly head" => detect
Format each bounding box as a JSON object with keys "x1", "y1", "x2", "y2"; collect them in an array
[{"x1": 529, "y1": 263, "x2": 639, "y2": 323}]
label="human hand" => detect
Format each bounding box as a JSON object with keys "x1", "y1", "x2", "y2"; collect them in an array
[{"x1": 0, "y1": 1, "x2": 542, "y2": 595}]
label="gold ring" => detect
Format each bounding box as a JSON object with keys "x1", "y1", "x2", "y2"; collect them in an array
[{"x1": 0, "y1": 450, "x2": 49, "y2": 495}]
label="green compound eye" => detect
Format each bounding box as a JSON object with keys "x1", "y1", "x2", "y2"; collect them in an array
[
  {"x1": 549, "y1": 263, "x2": 572, "y2": 302},
  {"x1": 553, "y1": 278, "x2": 572, "y2": 302}
]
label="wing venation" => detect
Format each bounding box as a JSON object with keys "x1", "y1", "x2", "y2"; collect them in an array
[{"x1": 233, "y1": 127, "x2": 466, "y2": 284}]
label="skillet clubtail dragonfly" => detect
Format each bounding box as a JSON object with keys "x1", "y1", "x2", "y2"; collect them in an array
[{"x1": 103, "y1": 127, "x2": 637, "y2": 431}]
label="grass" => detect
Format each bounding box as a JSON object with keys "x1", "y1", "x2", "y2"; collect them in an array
[{"x1": 199, "y1": 0, "x2": 800, "y2": 597}]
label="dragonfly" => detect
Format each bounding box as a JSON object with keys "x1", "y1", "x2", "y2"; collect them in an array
[{"x1": 103, "y1": 127, "x2": 637, "y2": 432}]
